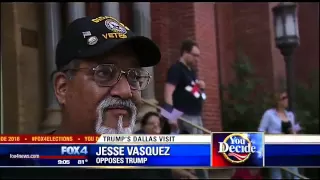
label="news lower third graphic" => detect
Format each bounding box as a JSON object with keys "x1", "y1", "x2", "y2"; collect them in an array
[
  {"x1": 2, "y1": 134, "x2": 320, "y2": 167},
  {"x1": 0, "y1": 135, "x2": 212, "y2": 167},
  {"x1": 211, "y1": 132, "x2": 264, "y2": 167}
]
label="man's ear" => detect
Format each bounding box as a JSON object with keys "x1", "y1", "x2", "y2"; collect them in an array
[{"x1": 54, "y1": 72, "x2": 69, "y2": 105}]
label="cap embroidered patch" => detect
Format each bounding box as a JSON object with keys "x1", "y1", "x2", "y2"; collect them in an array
[
  {"x1": 82, "y1": 31, "x2": 91, "y2": 38},
  {"x1": 105, "y1": 18, "x2": 127, "y2": 34},
  {"x1": 87, "y1": 36, "x2": 98, "y2": 46}
]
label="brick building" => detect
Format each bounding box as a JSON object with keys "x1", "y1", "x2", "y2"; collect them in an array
[{"x1": 1, "y1": 2, "x2": 318, "y2": 134}]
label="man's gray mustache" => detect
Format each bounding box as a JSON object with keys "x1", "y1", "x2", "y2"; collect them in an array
[
  {"x1": 98, "y1": 97, "x2": 136, "y2": 113},
  {"x1": 95, "y1": 96, "x2": 137, "y2": 134}
]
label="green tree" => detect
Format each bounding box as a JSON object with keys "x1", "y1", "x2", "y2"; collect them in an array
[
  {"x1": 221, "y1": 52, "x2": 271, "y2": 131},
  {"x1": 295, "y1": 71, "x2": 319, "y2": 134},
  {"x1": 221, "y1": 54, "x2": 319, "y2": 179}
]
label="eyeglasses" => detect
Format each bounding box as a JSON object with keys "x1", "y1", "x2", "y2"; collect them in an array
[{"x1": 63, "y1": 64, "x2": 151, "y2": 90}]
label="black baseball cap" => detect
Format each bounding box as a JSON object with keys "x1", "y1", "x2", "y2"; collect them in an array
[{"x1": 55, "y1": 16, "x2": 161, "y2": 70}]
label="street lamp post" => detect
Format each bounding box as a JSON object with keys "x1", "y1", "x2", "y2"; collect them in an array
[{"x1": 272, "y1": 2, "x2": 300, "y2": 112}]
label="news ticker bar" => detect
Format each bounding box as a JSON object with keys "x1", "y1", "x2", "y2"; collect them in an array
[
  {"x1": 0, "y1": 139, "x2": 319, "y2": 167},
  {"x1": 1, "y1": 134, "x2": 320, "y2": 144}
]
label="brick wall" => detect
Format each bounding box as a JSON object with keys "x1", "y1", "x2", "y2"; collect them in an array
[
  {"x1": 86, "y1": 3, "x2": 101, "y2": 17},
  {"x1": 151, "y1": 2, "x2": 172, "y2": 106},
  {"x1": 151, "y1": 3, "x2": 222, "y2": 132},
  {"x1": 216, "y1": 2, "x2": 319, "y2": 91},
  {"x1": 194, "y1": 3, "x2": 221, "y2": 131},
  {"x1": 232, "y1": 3, "x2": 282, "y2": 90},
  {"x1": 119, "y1": 3, "x2": 133, "y2": 30},
  {"x1": 85, "y1": 2, "x2": 133, "y2": 26},
  {"x1": 215, "y1": 3, "x2": 236, "y2": 86},
  {"x1": 294, "y1": 3, "x2": 319, "y2": 83}
]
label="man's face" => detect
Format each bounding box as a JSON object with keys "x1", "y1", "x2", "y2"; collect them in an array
[
  {"x1": 185, "y1": 46, "x2": 200, "y2": 69},
  {"x1": 54, "y1": 44, "x2": 142, "y2": 134},
  {"x1": 143, "y1": 115, "x2": 161, "y2": 134}
]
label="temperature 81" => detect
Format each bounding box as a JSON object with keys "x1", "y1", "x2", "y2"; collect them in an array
[{"x1": 77, "y1": 159, "x2": 87, "y2": 165}]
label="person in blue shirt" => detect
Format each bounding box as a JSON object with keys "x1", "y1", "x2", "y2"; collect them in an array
[{"x1": 258, "y1": 90, "x2": 300, "y2": 179}]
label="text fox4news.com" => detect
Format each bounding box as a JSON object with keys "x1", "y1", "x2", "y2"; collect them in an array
[{"x1": 0, "y1": 133, "x2": 319, "y2": 168}]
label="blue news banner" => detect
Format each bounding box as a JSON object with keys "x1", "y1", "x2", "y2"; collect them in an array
[
  {"x1": 0, "y1": 143, "x2": 319, "y2": 167},
  {"x1": 265, "y1": 144, "x2": 320, "y2": 166},
  {"x1": 0, "y1": 144, "x2": 211, "y2": 167}
]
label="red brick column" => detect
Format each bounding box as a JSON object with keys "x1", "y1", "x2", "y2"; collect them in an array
[
  {"x1": 215, "y1": 3, "x2": 236, "y2": 86},
  {"x1": 120, "y1": 3, "x2": 133, "y2": 29},
  {"x1": 151, "y1": 2, "x2": 177, "y2": 104},
  {"x1": 86, "y1": 3, "x2": 101, "y2": 17},
  {"x1": 232, "y1": 3, "x2": 284, "y2": 90},
  {"x1": 194, "y1": 3, "x2": 222, "y2": 131},
  {"x1": 85, "y1": 2, "x2": 133, "y2": 27},
  {"x1": 294, "y1": 3, "x2": 319, "y2": 83}
]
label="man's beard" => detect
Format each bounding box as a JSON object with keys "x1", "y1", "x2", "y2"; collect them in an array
[{"x1": 95, "y1": 97, "x2": 137, "y2": 134}]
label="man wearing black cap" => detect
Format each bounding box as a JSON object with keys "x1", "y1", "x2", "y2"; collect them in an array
[
  {"x1": 0, "y1": 16, "x2": 172, "y2": 179},
  {"x1": 53, "y1": 16, "x2": 160, "y2": 135}
]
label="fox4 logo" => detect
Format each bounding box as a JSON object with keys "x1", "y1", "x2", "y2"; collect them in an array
[{"x1": 61, "y1": 146, "x2": 88, "y2": 155}]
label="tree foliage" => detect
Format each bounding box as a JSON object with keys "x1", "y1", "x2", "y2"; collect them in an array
[
  {"x1": 221, "y1": 52, "x2": 271, "y2": 131},
  {"x1": 221, "y1": 52, "x2": 319, "y2": 134},
  {"x1": 295, "y1": 71, "x2": 319, "y2": 134}
]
